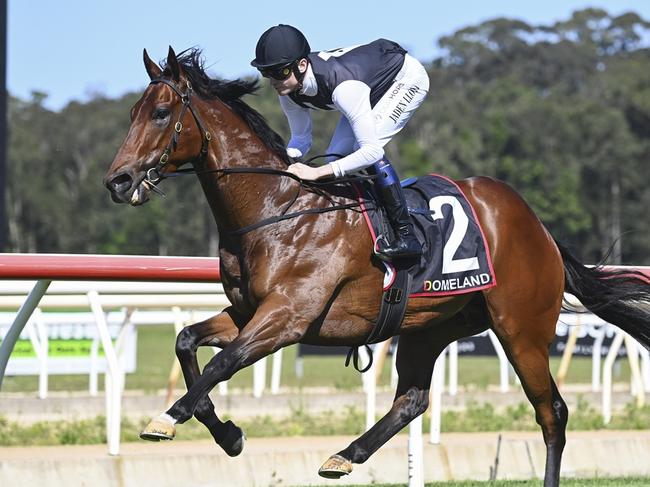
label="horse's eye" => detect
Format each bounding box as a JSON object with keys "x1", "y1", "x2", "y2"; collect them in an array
[{"x1": 153, "y1": 108, "x2": 170, "y2": 120}]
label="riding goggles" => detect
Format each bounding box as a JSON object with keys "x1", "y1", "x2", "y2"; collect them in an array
[{"x1": 258, "y1": 62, "x2": 295, "y2": 80}]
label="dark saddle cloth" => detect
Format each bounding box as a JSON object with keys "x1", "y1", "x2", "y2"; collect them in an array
[{"x1": 358, "y1": 174, "x2": 497, "y2": 297}]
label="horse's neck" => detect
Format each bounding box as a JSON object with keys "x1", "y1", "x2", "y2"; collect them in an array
[{"x1": 195, "y1": 101, "x2": 297, "y2": 237}]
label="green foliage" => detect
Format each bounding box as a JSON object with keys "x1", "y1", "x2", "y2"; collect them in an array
[
  {"x1": 412, "y1": 9, "x2": 650, "y2": 263},
  {"x1": 0, "y1": 415, "x2": 107, "y2": 446},
  {"x1": 5, "y1": 8, "x2": 650, "y2": 263},
  {"x1": 3, "y1": 399, "x2": 650, "y2": 446},
  {"x1": 441, "y1": 401, "x2": 536, "y2": 432},
  {"x1": 607, "y1": 402, "x2": 650, "y2": 430},
  {"x1": 566, "y1": 396, "x2": 606, "y2": 430},
  {"x1": 233, "y1": 404, "x2": 366, "y2": 438}
]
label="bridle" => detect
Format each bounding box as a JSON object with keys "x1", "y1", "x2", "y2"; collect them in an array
[{"x1": 142, "y1": 77, "x2": 212, "y2": 190}]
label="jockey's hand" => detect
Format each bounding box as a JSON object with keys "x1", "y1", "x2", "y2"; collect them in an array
[{"x1": 286, "y1": 162, "x2": 334, "y2": 181}]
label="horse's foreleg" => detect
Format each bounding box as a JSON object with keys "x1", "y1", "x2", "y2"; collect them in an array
[
  {"x1": 172, "y1": 308, "x2": 244, "y2": 455},
  {"x1": 143, "y1": 294, "x2": 309, "y2": 442},
  {"x1": 319, "y1": 329, "x2": 447, "y2": 479}
]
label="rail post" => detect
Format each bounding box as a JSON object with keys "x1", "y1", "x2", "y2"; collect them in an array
[{"x1": 0, "y1": 279, "x2": 51, "y2": 390}]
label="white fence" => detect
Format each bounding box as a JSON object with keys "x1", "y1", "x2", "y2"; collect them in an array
[
  {"x1": 2, "y1": 289, "x2": 648, "y2": 434},
  {"x1": 0, "y1": 278, "x2": 292, "y2": 454}
]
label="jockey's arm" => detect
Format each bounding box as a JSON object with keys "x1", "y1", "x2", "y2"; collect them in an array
[
  {"x1": 278, "y1": 95, "x2": 312, "y2": 159},
  {"x1": 329, "y1": 80, "x2": 384, "y2": 177},
  {"x1": 283, "y1": 80, "x2": 384, "y2": 181}
]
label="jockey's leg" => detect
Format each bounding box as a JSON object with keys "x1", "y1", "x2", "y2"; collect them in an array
[
  {"x1": 325, "y1": 115, "x2": 355, "y2": 161},
  {"x1": 372, "y1": 159, "x2": 421, "y2": 261},
  {"x1": 366, "y1": 55, "x2": 428, "y2": 261}
]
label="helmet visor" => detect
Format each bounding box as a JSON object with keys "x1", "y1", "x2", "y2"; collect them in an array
[{"x1": 258, "y1": 61, "x2": 295, "y2": 81}]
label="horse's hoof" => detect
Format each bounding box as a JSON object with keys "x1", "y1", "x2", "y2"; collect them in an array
[
  {"x1": 140, "y1": 416, "x2": 176, "y2": 442},
  {"x1": 318, "y1": 454, "x2": 353, "y2": 479},
  {"x1": 219, "y1": 420, "x2": 246, "y2": 457}
]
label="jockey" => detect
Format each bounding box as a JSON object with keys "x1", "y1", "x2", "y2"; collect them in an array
[{"x1": 251, "y1": 24, "x2": 430, "y2": 261}]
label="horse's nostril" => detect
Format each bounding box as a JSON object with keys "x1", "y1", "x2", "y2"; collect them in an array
[{"x1": 107, "y1": 172, "x2": 134, "y2": 194}]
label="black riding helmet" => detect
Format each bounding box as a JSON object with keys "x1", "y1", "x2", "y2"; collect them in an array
[{"x1": 251, "y1": 24, "x2": 311, "y2": 68}]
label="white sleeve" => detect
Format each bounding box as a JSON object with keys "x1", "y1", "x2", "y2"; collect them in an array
[
  {"x1": 278, "y1": 95, "x2": 312, "y2": 158},
  {"x1": 329, "y1": 80, "x2": 384, "y2": 177}
]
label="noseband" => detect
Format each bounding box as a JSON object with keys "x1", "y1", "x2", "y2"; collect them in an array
[{"x1": 143, "y1": 78, "x2": 212, "y2": 188}]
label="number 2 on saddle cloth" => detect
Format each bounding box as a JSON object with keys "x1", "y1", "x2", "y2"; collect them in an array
[{"x1": 348, "y1": 160, "x2": 497, "y2": 371}]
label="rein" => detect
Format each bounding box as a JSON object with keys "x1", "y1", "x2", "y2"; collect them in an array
[
  {"x1": 140, "y1": 77, "x2": 379, "y2": 236},
  {"x1": 167, "y1": 165, "x2": 378, "y2": 236}
]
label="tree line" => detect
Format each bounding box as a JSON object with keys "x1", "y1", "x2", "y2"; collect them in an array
[{"x1": 6, "y1": 8, "x2": 650, "y2": 264}]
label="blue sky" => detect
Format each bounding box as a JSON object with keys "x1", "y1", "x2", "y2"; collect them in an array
[{"x1": 8, "y1": 1, "x2": 650, "y2": 111}]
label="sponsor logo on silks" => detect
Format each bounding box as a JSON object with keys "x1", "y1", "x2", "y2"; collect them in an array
[
  {"x1": 388, "y1": 85, "x2": 421, "y2": 123},
  {"x1": 423, "y1": 273, "x2": 491, "y2": 292},
  {"x1": 387, "y1": 82, "x2": 405, "y2": 100}
]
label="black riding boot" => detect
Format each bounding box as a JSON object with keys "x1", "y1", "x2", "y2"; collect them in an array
[{"x1": 376, "y1": 182, "x2": 422, "y2": 261}]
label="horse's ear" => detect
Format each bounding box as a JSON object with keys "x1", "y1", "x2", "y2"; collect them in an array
[
  {"x1": 143, "y1": 49, "x2": 162, "y2": 80},
  {"x1": 166, "y1": 46, "x2": 180, "y2": 82}
]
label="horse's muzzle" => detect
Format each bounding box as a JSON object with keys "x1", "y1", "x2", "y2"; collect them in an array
[{"x1": 104, "y1": 170, "x2": 136, "y2": 204}]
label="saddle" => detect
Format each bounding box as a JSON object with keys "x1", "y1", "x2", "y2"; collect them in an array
[{"x1": 347, "y1": 174, "x2": 497, "y2": 371}]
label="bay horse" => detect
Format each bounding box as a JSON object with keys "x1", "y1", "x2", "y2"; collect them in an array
[{"x1": 104, "y1": 47, "x2": 650, "y2": 486}]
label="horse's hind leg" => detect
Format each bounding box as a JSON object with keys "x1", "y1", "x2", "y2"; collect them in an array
[
  {"x1": 143, "y1": 308, "x2": 245, "y2": 456},
  {"x1": 465, "y1": 174, "x2": 569, "y2": 485},
  {"x1": 319, "y1": 318, "x2": 475, "y2": 479},
  {"x1": 489, "y1": 310, "x2": 568, "y2": 487}
]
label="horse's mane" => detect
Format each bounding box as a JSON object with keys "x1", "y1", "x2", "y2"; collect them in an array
[{"x1": 162, "y1": 48, "x2": 291, "y2": 166}]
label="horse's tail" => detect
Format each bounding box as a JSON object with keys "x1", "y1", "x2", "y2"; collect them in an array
[{"x1": 556, "y1": 240, "x2": 650, "y2": 349}]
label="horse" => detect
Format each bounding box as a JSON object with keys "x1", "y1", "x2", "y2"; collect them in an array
[{"x1": 104, "y1": 47, "x2": 650, "y2": 486}]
